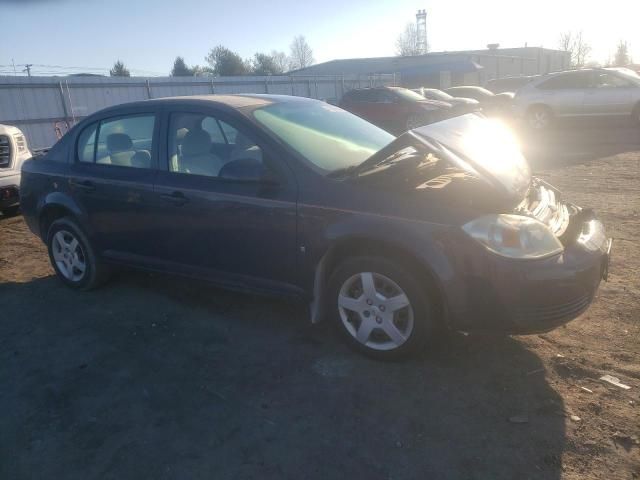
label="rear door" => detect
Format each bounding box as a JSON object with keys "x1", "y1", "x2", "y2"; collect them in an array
[
  {"x1": 153, "y1": 106, "x2": 299, "y2": 292},
  {"x1": 68, "y1": 110, "x2": 161, "y2": 260},
  {"x1": 583, "y1": 71, "x2": 635, "y2": 116}
]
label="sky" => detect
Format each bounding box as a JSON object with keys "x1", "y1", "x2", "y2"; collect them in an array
[{"x1": 2, "y1": 0, "x2": 639, "y2": 76}]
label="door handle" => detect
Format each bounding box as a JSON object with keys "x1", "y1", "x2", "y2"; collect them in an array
[
  {"x1": 69, "y1": 178, "x2": 96, "y2": 192},
  {"x1": 159, "y1": 191, "x2": 188, "y2": 206}
]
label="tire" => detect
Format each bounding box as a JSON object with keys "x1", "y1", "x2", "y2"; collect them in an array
[
  {"x1": 327, "y1": 256, "x2": 436, "y2": 360},
  {"x1": 1, "y1": 205, "x2": 20, "y2": 217},
  {"x1": 526, "y1": 105, "x2": 553, "y2": 130},
  {"x1": 46, "y1": 217, "x2": 110, "y2": 290}
]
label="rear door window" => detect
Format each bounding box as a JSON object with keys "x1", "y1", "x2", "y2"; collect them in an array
[{"x1": 77, "y1": 123, "x2": 97, "y2": 163}]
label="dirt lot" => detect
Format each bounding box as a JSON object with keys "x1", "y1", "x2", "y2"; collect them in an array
[{"x1": 1, "y1": 127, "x2": 639, "y2": 479}]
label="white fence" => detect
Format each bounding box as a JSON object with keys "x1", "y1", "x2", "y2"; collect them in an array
[{"x1": 0, "y1": 74, "x2": 396, "y2": 150}]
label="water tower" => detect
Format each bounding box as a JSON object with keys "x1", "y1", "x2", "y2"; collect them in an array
[{"x1": 416, "y1": 9, "x2": 428, "y2": 54}]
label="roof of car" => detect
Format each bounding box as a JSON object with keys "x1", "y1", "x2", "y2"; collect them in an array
[{"x1": 96, "y1": 94, "x2": 317, "y2": 114}]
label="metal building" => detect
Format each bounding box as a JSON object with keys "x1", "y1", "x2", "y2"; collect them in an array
[{"x1": 289, "y1": 47, "x2": 571, "y2": 89}]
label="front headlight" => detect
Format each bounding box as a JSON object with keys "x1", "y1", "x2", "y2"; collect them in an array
[{"x1": 462, "y1": 214, "x2": 563, "y2": 259}]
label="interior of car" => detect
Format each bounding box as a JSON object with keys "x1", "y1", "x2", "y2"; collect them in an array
[{"x1": 169, "y1": 113, "x2": 264, "y2": 179}]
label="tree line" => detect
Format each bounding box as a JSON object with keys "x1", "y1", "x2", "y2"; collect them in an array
[{"x1": 110, "y1": 35, "x2": 314, "y2": 77}]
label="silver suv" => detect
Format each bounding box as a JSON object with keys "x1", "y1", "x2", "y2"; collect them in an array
[{"x1": 513, "y1": 68, "x2": 640, "y2": 129}]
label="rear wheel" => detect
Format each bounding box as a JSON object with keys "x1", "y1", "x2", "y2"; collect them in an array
[
  {"x1": 526, "y1": 105, "x2": 553, "y2": 130},
  {"x1": 46, "y1": 217, "x2": 110, "y2": 290},
  {"x1": 327, "y1": 256, "x2": 436, "y2": 360}
]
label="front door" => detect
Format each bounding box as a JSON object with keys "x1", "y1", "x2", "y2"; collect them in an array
[
  {"x1": 69, "y1": 111, "x2": 160, "y2": 260},
  {"x1": 153, "y1": 108, "x2": 298, "y2": 292}
]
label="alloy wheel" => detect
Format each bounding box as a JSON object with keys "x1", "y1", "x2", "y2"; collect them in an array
[
  {"x1": 529, "y1": 109, "x2": 550, "y2": 129},
  {"x1": 338, "y1": 272, "x2": 414, "y2": 351},
  {"x1": 51, "y1": 230, "x2": 87, "y2": 282}
]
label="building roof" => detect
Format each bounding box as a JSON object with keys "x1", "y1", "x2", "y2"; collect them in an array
[{"x1": 289, "y1": 47, "x2": 568, "y2": 76}]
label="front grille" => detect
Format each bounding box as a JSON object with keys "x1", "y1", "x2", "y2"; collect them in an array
[
  {"x1": 513, "y1": 292, "x2": 592, "y2": 326},
  {"x1": 0, "y1": 135, "x2": 11, "y2": 169},
  {"x1": 516, "y1": 179, "x2": 578, "y2": 239}
]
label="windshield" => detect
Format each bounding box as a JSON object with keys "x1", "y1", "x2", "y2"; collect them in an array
[
  {"x1": 394, "y1": 88, "x2": 429, "y2": 102},
  {"x1": 424, "y1": 89, "x2": 453, "y2": 101},
  {"x1": 253, "y1": 101, "x2": 395, "y2": 173}
]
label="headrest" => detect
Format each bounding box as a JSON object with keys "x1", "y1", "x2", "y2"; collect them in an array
[
  {"x1": 107, "y1": 133, "x2": 133, "y2": 153},
  {"x1": 182, "y1": 129, "x2": 211, "y2": 156},
  {"x1": 176, "y1": 128, "x2": 189, "y2": 143},
  {"x1": 130, "y1": 150, "x2": 151, "y2": 168}
]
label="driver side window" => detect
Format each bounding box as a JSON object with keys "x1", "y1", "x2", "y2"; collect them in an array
[
  {"x1": 168, "y1": 112, "x2": 264, "y2": 179},
  {"x1": 594, "y1": 73, "x2": 633, "y2": 88}
]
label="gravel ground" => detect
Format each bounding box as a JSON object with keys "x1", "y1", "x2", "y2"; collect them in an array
[{"x1": 0, "y1": 131, "x2": 638, "y2": 479}]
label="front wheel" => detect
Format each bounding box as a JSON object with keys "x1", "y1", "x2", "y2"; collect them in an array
[
  {"x1": 46, "y1": 217, "x2": 110, "y2": 290},
  {"x1": 327, "y1": 256, "x2": 436, "y2": 360}
]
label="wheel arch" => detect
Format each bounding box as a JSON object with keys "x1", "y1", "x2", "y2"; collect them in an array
[
  {"x1": 309, "y1": 235, "x2": 448, "y2": 326},
  {"x1": 38, "y1": 193, "x2": 84, "y2": 241}
]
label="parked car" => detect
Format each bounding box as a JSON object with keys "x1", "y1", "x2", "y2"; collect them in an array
[
  {"x1": 340, "y1": 86, "x2": 451, "y2": 134},
  {"x1": 486, "y1": 75, "x2": 539, "y2": 94},
  {"x1": 412, "y1": 88, "x2": 480, "y2": 115},
  {"x1": 445, "y1": 85, "x2": 514, "y2": 115},
  {"x1": 21, "y1": 95, "x2": 611, "y2": 359},
  {"x1": 0, "y1": 124, "x2": 32, "y2": 216},
  {"x1": 514, "y1": 68, "x2": 640, "y2": 129}
]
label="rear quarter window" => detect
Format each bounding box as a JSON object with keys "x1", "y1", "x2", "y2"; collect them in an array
[{"x1": 77, "y1": 123, "x2": 98, "y2": 163}]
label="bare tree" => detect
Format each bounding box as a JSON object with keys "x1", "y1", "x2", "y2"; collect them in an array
[
  {"x1": 559, "y1": 31, "x2": 592, "y2": 67},
  {"x1": 289, "y1": 36, "x2": 314, "y2": 70},
  {"x1": 270, "y1": 50, "x2": 291, "y2": 73},
  {"x1": 396, "y1": 23, "x2": 421, "y2": 56},
  {"x1": 614, "y1": 40, "x2": 630, "y2": 66}
]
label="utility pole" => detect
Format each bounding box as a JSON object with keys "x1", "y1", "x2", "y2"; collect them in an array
[{"x1": 23, "y1": 64, "x2": 33, "y2": 77}]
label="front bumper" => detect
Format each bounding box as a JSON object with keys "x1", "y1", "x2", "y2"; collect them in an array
[
  {"x1": 443, "y1": 219, "x2": 611, "y2": 334},
  {"x1": 0, "y1": 184, "x2": 19, "y2": 209}
]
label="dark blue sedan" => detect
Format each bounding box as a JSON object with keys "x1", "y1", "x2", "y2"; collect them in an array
[{"x1": 20, "y1": 95, "x2": 611, "y2": 359}]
